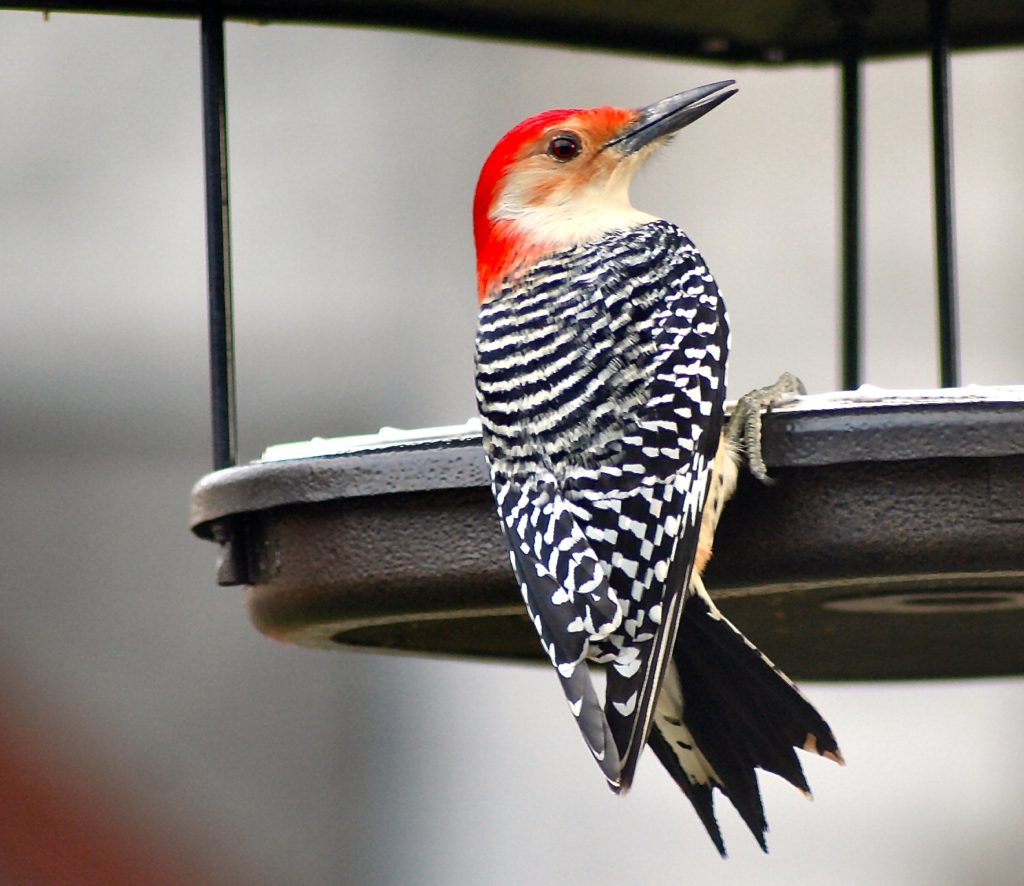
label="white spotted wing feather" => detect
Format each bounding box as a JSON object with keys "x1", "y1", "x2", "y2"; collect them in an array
[{"x1": 476, "y1": 221, "x2": 729, "y2": 790}]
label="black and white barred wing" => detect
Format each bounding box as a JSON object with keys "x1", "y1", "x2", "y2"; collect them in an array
[
  {"x1": 494, "y1": 476, "x2": 625, "y2": 781},
  {"x1": 594, "y1": 235, "x2": 730, "y2": 790},
  {"x1": 477, "y1": 223, "x2": 728, "y2": 791}
]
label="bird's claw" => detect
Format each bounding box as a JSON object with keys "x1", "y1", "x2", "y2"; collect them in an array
[{"x1": 726, "y1": 372, "x2": 805, "y2": 483}]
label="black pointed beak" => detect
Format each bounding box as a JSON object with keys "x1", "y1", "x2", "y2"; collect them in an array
[{"x1": 606, "y1": 80, "x2": 737, "y2": 155}]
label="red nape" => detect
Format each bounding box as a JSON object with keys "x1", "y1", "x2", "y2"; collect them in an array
[
  {"x1": 472, "y1": 106, "x2": 632, "y2": 299},
  {"x1": 473, "y1": 108, "x2": 582, "y2": 300}
]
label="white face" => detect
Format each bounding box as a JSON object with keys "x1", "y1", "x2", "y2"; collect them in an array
[{"x1": 490, "y1": 119, "x2": 661, "y2": 251}]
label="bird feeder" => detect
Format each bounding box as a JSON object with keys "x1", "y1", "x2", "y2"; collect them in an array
[
  {"x1": 187, "y1": 0, "x2": 1023, "y2": 680},
  {"x1": 17, "y1": 0, "x2": 1021, "y2": 679}
]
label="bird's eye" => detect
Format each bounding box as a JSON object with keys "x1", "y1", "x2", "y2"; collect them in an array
[{"x1": 547, "y1": 133, "x2": 582, "y2": 162}]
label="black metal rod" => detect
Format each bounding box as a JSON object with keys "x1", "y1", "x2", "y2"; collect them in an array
[
  {"x1": 929, "y1": 0, "x2": 960, "y2": 387},
  {"x1": 840, "y1": 27, "x2": 862, "y2": 390},
  {"x1": 201, "y1": 0, "x2": 238, "y2": 470}
]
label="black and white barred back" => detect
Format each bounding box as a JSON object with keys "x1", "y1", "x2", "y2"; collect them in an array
[{"x1": 475, "y1": 220, "x2": 729, "y2": 789}]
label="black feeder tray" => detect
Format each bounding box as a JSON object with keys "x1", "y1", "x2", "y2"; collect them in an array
[
  {"x1": 191, "y1": 388, "x2": 1024, "y2": 681},
  {"x1": 29, "y1": 0, "x2": 1007, "y2": 682}
]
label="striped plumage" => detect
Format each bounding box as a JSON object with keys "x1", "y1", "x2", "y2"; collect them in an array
[
  {"x1": 473, "y1": 82, "x2": 841, "y2": 855},
  {"x1": 477, "y1": 222, "x2": 724, "y2": 481},
  {"x1": 478, "y1": 219, "x2": 728, "y2": 787}
]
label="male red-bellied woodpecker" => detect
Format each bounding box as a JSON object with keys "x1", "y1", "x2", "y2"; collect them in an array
[{"x1": 473, "y1": 81, "x2": 842, "y2": 855}]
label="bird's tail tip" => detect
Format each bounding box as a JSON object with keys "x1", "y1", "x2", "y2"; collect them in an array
[{"x1": 650, "y1": 592, "x2": 841, "y2": 854}]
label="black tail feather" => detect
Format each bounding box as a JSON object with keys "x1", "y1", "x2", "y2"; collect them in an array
[
  {"x1": 648, "y1": 726, "x2": 731, "y2": 856},
  {"x1": 650, "y1": 590, "x2": 841, "y2": 854}
]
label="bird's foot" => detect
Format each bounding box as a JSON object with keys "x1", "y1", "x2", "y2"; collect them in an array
[{"x1": 726, "y1": 372, "x2": 806, "y2": 483}]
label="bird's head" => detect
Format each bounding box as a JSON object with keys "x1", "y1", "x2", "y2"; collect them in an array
[{"x1": 473, "y1": 80, "x2": 737, "y2": 301}]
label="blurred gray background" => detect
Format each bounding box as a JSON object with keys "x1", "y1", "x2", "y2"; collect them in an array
[{"x1": 1, "y1": 10, "x2": 1023, "y2": 884}]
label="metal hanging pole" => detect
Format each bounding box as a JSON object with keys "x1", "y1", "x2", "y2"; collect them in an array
[
  {"x1": 201, "y1": 0, "x2": 238, "y2": 471},
  {"x1": 200, "y1": 1, "x2": 248, "y2": 585},
  {"x1": 839, "y1": 9, "x2": 863, "y2": 390},
  {"x1": 929, "y1": 0, "x2": 960, "y2": 387}
]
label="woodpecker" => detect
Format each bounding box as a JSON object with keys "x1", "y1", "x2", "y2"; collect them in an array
[{"x1": 473, "y1": 81, "x2": 842, "y2": 855}]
